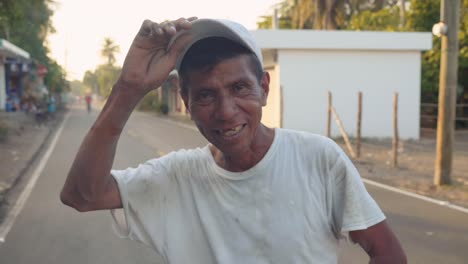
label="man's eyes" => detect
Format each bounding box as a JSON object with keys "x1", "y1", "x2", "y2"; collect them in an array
[
  {"x1": 195, "y1": 90, "x2": 215, "y2": 104},
  {"x1": 233, "y1": 82, "x2": 250, "y2": 94},
  {"x1": 193, "y1": 83, "x2": 253, "y2": 104}
]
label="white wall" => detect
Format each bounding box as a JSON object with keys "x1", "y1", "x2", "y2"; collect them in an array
[
  {"x1": 278, "y1": 49, "x2": 421, "y2": 139},
  {"x1": 262, "y1": 64, "x2": 281, "y2": 128}
]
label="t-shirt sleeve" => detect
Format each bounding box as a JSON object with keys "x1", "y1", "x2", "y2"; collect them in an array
[
  {"x1": 109, "y1": 156, "x2": 173, "y2": 250},
  {"x1": 328, "y1": 144, "x2": 386, "y2": 236}
]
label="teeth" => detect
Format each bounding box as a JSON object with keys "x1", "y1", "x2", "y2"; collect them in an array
[{"x1": 221, "y1": 125, "x2": 243, "y2": 136}]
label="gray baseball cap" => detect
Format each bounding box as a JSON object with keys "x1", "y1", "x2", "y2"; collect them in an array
[{"x1": 169, "y1": 18, "x2": 263, "y2": 71}]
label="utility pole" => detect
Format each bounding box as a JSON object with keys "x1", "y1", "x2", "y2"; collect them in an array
[{"x1": 434, "y1": 0, "x2": 460, "y2": 185}]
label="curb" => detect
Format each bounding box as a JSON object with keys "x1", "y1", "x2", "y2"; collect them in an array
[{"x1": 0, "y1": 111, "x2": 66, "y2": 203}]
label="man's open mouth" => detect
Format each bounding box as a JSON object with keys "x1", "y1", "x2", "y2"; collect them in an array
[{"x1": 215, "y1": 124, "x2": 246, "y2": 137}]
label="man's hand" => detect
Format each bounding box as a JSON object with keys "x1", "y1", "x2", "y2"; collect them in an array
[
  {"x1": 61, "y1": 18, "x2": 197, "y2": 211},
  {"x1": 117, "y1": 17, "x2": 197, "y2": 95}
]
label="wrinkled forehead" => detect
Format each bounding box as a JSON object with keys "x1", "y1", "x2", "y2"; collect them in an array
[{"x1": 182, "y1": 55, "x2": 257, "y2": 89}]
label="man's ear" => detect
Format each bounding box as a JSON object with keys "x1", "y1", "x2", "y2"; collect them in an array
[
  {"x1": 260, "y1": 71, "x2": 270, "y2": 106},
  {"x1": 180, "y1": 90, "x2": 191, "y2": 115}
]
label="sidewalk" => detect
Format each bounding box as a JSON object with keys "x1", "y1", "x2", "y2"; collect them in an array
[{"x1": 0, "y1": 110, "x2": 65, "y2": 204}]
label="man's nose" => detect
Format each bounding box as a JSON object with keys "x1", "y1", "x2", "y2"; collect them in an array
[{"x1": 214, "y1": 94, "x2": 238, "y2": 121}]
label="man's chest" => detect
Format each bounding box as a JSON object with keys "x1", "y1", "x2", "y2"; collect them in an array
[{"x1": 166, "y1": 170, "x2": 337, "y2": 263}]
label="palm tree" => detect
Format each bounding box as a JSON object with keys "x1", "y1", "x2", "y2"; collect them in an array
[
  {"x1": 259, "y1": 0, "x2": 391, "y2": 30},
  {"x1": 101, "y1": 38, "x2": 120, "y2": 66}
]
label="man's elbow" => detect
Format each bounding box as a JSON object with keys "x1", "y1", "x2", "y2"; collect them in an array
[
  {"x1": 393, "y1": 250, "x2": 407, "y2": 264},
  {"x1": 59, "y1": 190, "x2": 92, "y2": 212},
  {"x1": 370, "y1": 254, "x2": 407, "y2": 264},
  {"x1": 370, "y1": 247, "x2": 407, "y2": 264}
]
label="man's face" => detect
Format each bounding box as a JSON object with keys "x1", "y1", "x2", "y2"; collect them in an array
[{"x1": 182, "y1": 55, "x2": 270, "y2": 155}]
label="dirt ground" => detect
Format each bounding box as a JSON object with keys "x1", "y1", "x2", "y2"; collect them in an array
[{"x1": 335, "y1": 130, "x2": 468, "y2": 209}]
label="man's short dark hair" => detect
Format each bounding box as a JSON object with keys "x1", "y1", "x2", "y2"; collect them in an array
[{"x1": 178, "y1": 37, "x2": 264, "y2": 96}]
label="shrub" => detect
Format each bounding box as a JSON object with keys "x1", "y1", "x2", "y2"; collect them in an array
[
  {"x1": 159, "y1": 103, "x2": 169, "y2": 115},
  {"x1": 137, "y1": 90, "x2": 160, "y2": 112}
]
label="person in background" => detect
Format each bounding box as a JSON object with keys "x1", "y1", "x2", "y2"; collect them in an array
[
  {"x1": 48, "y1": 95, "x2": 56, "y2": 116},
  {"x1": 85, "y1": 94, "x2": 92, "y2": 113}
]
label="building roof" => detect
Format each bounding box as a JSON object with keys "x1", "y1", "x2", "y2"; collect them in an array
[
  {"x1": 251, "y1": 29, "x2": 432, "y2": 51},
  {"x1": 0, "y1": 39, "x2": 30, "y2": 60}
]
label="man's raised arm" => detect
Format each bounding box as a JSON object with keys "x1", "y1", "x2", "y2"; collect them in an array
[{"x1": 60, "y1": 17, "x2": 196, "y2": 212}]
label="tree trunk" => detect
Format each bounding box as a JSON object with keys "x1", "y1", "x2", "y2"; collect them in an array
[
  {"x1": 371, "y1": 0, "x2": 385, "y2": 12},
  {"x1": 399, "y1": 0, "x2": 406, "y2": 29},
  {"x1": 323, "y1": 0, "x2": 339, "y2": 30},
  {"x1": 314, "y1": 0, "x2": 325, "y2": 29}
]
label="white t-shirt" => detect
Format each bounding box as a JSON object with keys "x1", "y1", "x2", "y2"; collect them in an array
[{"x1": 111, "y1": 128, "x2": 385, "y2": 264}]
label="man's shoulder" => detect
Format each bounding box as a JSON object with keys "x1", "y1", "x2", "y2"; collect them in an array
[
  {"x1": 158, "y1": 145, "x2": 209, "y2": 170},
  {"x1": 278, "y1": 128, "x2": 336, "y2": 149},
  {"x1": 162, "y1": 146, "x2": 208, "y2": 161},
  {"x1": 276, "y1": 128, "x2": 343, "y2": 164}
]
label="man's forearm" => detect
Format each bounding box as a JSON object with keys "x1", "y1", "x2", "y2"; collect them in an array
[{"x1": 62, "y1": 84, "x2": 143, "y2": 203}]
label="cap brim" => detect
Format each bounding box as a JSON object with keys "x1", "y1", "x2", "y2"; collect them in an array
[{"x1": 169, "y1": 18, "x2": 262, "y2": 71}]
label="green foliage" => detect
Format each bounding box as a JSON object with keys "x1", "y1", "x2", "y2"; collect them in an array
[
  {"x1": 137, "y1": 90, "x2": 160, "y2": 111},
  {"x1": 457, "y1": 0, "x2": 468, "y2": 99},
  {"x1": 83, "y1": 70, "x2": 98, "y2": 92},
  {"x1": 69, "y1": 80, "x2": 84, "y2": 96},
  {"x1": 347, "y1": 5, "x2": 401, "y2": 31},
  {"x1": 94, "y1": 65, "x2": 121, "y2": 98},
  {"x1": 0, "y1": 0, "x2": 67, "y2": 95},
  {"x1": 257, "y1": 0, "x2": 392, "y2": 30},
  {"x1": 101, "y1": 38, "x2": 120, "y2": 66},
  {"x1": 257, "y1": 16, "x2": 293, "y2": 29},
  {"x1": 420, "y1": 40, "x2": 441, "y2": 100},
  {"x1": 82, "y1": 38, "x2": 122, "y2": 98},
  {"x1": 407, "y1": 0, "x2": 468, "y2": 99},
  {"x1": 0, "y1": 0, "x2": 55, "y2": 62},
  {"x1": 405, "y1": 0, "x2": 440, "y2": 32},
  {"x1": 137, "y1": 91, "x2": 170, "y2": 115},
  {"x1": 260, "y1": 0, "x2": 468, "y2": 101},
  {"x1": 159, "y1": 103, "x2": 169, "y2": 115},
  {"x1": 45, "y1": 59, "x2": 68, "y2": 94}
]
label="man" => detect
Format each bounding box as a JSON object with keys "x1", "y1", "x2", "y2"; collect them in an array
[
  {"x1": 85, "y1": 93, "x2": 92, "y2": 113},
  {"x1": 61, "y1": 17, "x2": 406, "y2": 263}
]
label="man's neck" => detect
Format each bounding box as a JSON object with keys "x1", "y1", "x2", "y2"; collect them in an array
[{"x1": 210, "y1": 126, "x2": 275, "y2": 172}]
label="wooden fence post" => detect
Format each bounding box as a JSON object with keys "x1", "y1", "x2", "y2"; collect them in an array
[
  {"x1": 327, "y1": 91, "x2": 332, "y2": 137},
  {"x1": 357, "y1": 91, "x2": 362, "y2": 158},
  {"x1": 393, "y1": 92, "x2": 399, "y2": 167},
  {"x1": 331, "y1": 107, "x2": 356, "y2": 158}
]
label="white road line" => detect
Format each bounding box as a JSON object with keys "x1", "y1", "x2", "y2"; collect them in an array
[
  {"x1": 0, "y1": 112, "x2": 70, "y2": 243},
  {"x1": 363, "y1": 178, "x2": 468, "y2": 214}
]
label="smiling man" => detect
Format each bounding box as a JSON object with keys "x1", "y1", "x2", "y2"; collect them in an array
[{"x1": 60, "y1": 17, "x2": 406, "y2": 263}]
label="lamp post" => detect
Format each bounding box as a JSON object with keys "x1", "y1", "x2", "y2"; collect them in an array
[{"x1": 434, "y1": 0, "x2": 460, "y2": 185}]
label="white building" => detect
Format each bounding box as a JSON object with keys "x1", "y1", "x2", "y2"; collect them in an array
[
  {"x1": 0, "y1": 39, "x2": 30, "y2": 111},
  {"x1": 252, "y1": 30, "x2": 432, "y2": 139}
]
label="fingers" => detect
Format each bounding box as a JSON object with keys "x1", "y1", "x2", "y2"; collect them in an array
[
  {"x1": 138, "y1": 19, "x2": 154, "y2": 36},
  {"x1": 167, "y1": 31, "x2": 192, "y2": 60},
  {"x1": 139, "y1": 17, "x2": 197, "y2": 39}
]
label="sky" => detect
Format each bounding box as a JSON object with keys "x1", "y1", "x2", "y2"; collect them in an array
[{"x1": 47, "y1": 0, "x2": 281, "y2": 80}]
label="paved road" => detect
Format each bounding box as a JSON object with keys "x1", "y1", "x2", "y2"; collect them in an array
[{"x1": 1, "y1": 106, "x2": 467, "y2": 264}]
